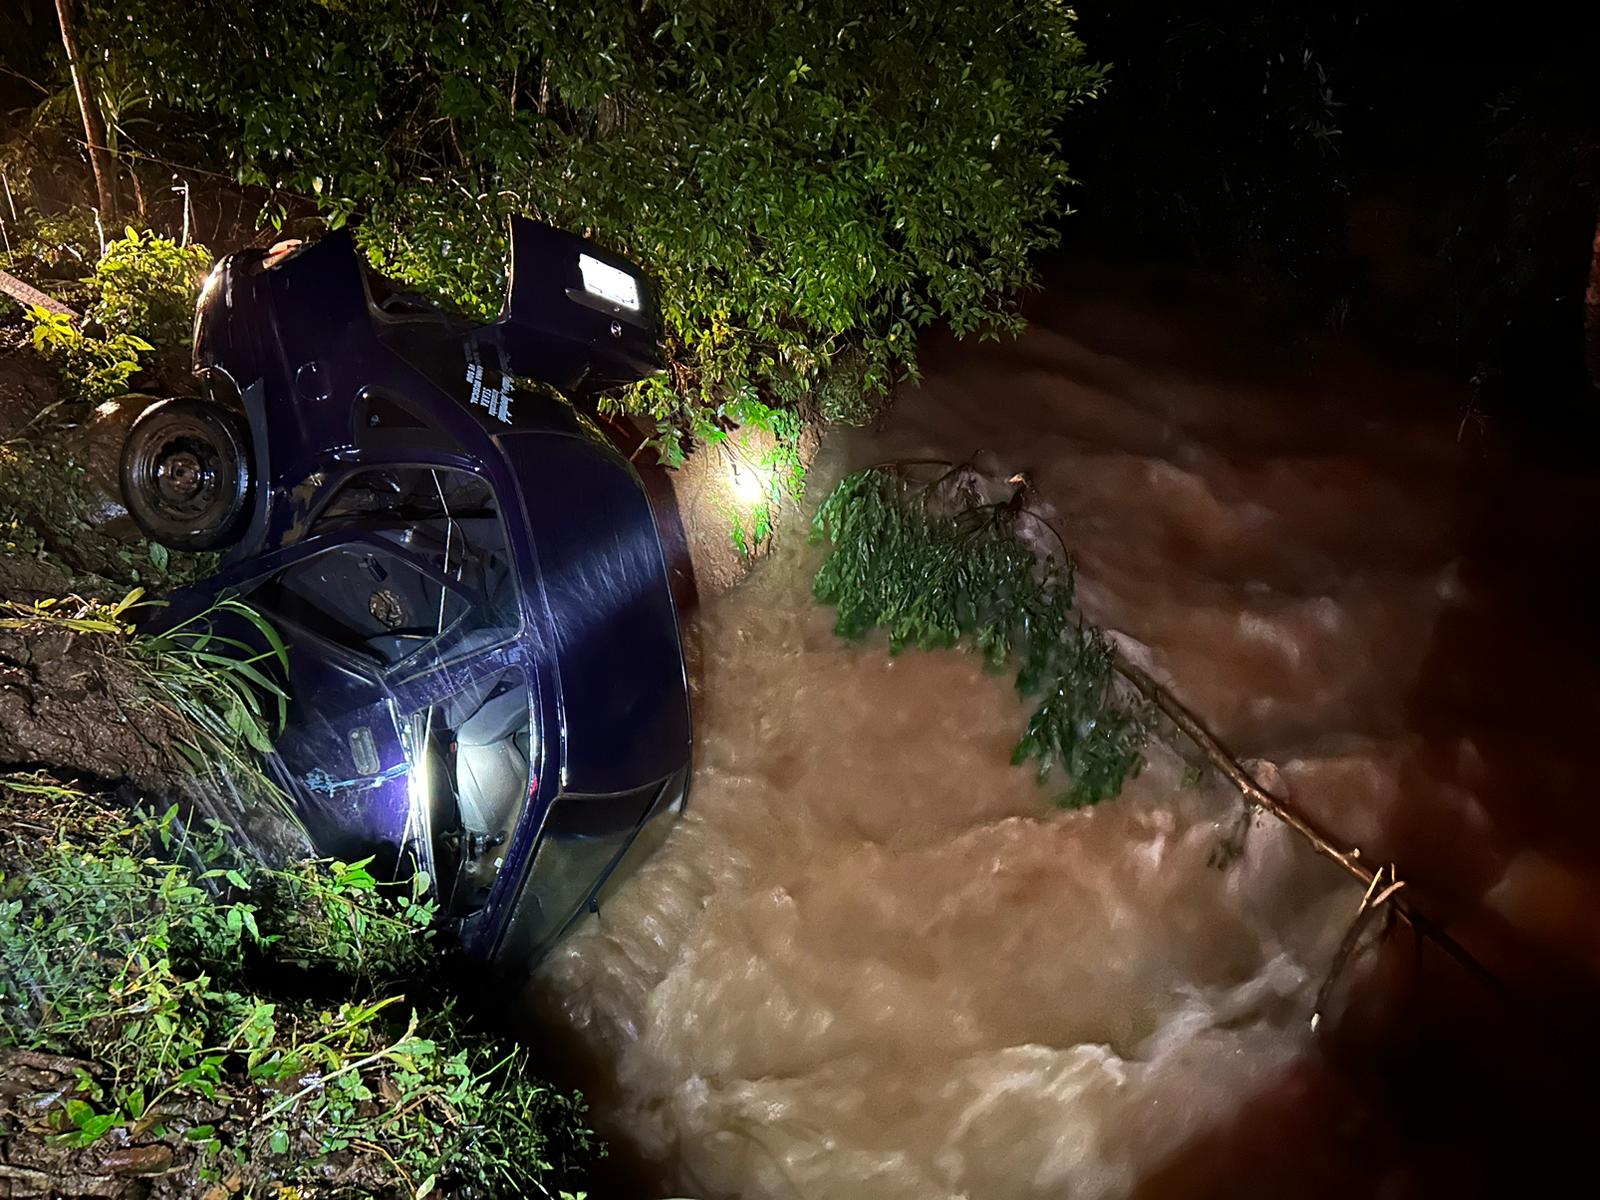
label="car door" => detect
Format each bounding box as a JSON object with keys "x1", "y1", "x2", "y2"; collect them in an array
[{"x1": 241, "y1": 534, "x2": 454, "y2": 880}]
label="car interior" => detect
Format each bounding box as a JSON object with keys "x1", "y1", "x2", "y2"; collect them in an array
[
  {"x1": 254, "y1": 466, "x2": 536, "y2": 912},
  {"x1": 423, "y1": 667, "x2": 534, "y2": 915}
]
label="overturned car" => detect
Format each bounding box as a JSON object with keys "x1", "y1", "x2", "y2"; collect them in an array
[{"x1": 119, "y1": 218, "x2": 691, "y2": 967}]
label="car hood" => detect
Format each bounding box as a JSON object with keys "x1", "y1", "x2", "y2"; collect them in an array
[{"x1": 496, "y1": 431, "x2": 691, "y2": 795}]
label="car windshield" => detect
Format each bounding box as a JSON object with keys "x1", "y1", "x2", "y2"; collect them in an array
[{"x1": 491, "y1": 780, "x2": 667, "y2": 960}]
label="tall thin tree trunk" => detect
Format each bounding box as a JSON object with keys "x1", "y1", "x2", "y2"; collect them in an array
[
  {"x1": 129, "y1": 163, "x2": 147, "y2": 222},
  {"x1": 1586, "y1": 204, "x2": 1600, "y2": 391},
  {"x1": 52, "y1": 0, "x2": 117, "y2": 220}
]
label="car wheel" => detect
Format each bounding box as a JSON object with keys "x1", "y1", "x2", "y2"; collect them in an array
[{"x1": 119, "y1": 397, "x2": 253, "y2": 551}]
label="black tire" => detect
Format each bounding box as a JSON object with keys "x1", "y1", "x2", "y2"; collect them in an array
[{"x1": 119, "y1": 397, "x2": 253, "y2": 551}]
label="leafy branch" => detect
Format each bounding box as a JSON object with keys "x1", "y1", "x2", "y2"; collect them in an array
[
  {"x1": 810, "y1": 463, "x2": 1151, "y2": 806},
  {"x1": 814, "y1": 458, "x2": 1536, "y2": 1047}
]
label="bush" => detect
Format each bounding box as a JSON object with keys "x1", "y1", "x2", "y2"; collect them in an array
[
  {"x1": 19, "y1": 224, "x2": 212, "y2": 403},
  {"x1": 86, "y1": 0, "x2": 1105, "y2": 461},
  {"x1": 0, "y1": 781, "x2": 596, "y2": 1198},
  {"x1": 25, "y1": 305, "x2": 153, "y2": 402},
  {"x1": 88, "y1": 226, "x2": 212, "y2": 350}
]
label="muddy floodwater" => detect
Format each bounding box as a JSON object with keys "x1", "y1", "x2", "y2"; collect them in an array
[{"x1": 533, "y1": 269, "x2": 1600, "y2": 1199}]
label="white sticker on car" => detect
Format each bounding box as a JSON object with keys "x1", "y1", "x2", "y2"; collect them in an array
[{"x1": 463, "y1": 340, "x2": 515, "y2": 424}]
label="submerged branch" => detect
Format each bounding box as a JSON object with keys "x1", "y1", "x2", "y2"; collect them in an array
[
  {"x1": 1113, "y1": 656, "x2": 1514, "y2": 1009},
  {"x1": 817, "y1": 457, "x2": 1519, "y2": 1018}
]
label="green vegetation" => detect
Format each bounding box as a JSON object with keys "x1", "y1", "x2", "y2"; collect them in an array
[
  {"x1": 0, "y1": 779, "x2": 594, "y2": 1198},
  {"x1": 0, "y1": 590, "x2": 289, "y2": 801},
  {"x1": 0, "y1": 595, "x2": 595, "y2": 1196},
  {"x1": 72, "y1": 0, "x2": 1103, "y2": 491},
  {"x1": 0, "y1": 212, "x2": 218, "y2": 590},
  {"x1": 0, "y1": 203, "x2": 102, "y2": 279},
  {"x1": 84, "y1": 226, "x2": 211, "y2": 350},
  {"x1": 811, "y1": 465, "x2": 1151, "y2": 807},
  {"x1": 24, "y1": 303, "x2": 152, "y2": 403},
  {"x1": 14, "y1": 223, "x2": 211, "y2": 403},
  {"x1": 713, "y1": 400, "x2": 805, "y2": 558},
  {"x1": 0, "y1": 426, "x2": 217, "y2": 593}
]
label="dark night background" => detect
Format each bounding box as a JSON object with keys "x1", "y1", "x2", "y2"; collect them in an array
[{"x1": 1059, "y1": 2, "x2": 1599, "y2": 448}]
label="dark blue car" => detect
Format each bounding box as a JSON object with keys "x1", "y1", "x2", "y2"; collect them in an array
[{"x1": 117, "y1": 218, "x2": 692, "y2": 967}]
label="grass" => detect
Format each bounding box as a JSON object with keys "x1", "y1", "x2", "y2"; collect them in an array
[
  {"x1": 0, "y1": 782, "x2": 597, "y2": 1197},
  {"x1": 0, "y1": 592, "x2": 601, "y2": 1197},
  {"x1": 0, "y1": 589, "x2": 290, "y2": 814},
  {"x1": 129, "y1": 593, "x2": 292, "y2": 787}
]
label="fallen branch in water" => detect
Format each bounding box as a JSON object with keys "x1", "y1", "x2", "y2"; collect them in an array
[
  {"x1": 1113, "y1": 656, "x2": 1514, "y2": 1016},
  {"x1": 810, "y1": 459, "x2": 1152, "y2": 807},
  {"x1": 1311, "y1": 864, "x2": 1405, "y2": 1031},
  {"x1": 812, "y1": 458, "x2": 1517, "y2": 1022}
]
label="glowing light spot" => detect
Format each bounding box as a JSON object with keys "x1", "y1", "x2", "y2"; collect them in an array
[
  {"x1": 729, "y1": 460, "x2": 770, "y2": 506},
  {"x1": 578, "y1": 254, "x2": 641, "y2": 310}
]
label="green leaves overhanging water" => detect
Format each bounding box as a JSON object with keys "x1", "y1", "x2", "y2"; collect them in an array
[{"x1": 810, "y1": 465, "x2": 1151, "y2": 807}]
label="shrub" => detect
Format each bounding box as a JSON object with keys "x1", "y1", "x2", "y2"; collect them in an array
[
  {"x1": 21, "y1": 225, "x2": 211, "y2": 403},
  {"x1": 0, "y1": 782, "x2": 597, "y2": 1198},
  {"x1": 88, "y1": 226, "x2": 212, "y2": 350},
  {"x1": 25, "y1": 304, "x2": 152, "y2": 402},
  {"x1": 86, "y1": 0, "x2": 1105, "y2": 460}
]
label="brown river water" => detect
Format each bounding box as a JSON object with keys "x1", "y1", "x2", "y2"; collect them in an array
[{"x1": 531, "y1": 269, "x2": 1600, "y2": 1199}]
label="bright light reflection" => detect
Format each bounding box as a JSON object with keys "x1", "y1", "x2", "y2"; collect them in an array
[
  {"x1": 578, "y1": 253, "x2": 641, "y2": 310},
  {"x1": 403, "y1": 711, "x2": 433, "y2": 872},
  {"x1": 729, "y1": 460, "x2": 770, "y2": 506}
]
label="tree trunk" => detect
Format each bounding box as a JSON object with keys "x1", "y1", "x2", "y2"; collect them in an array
[
  {"x1": 1586, "y1": 204, "x2": 1600, "y2": 391},
  {"x1": 51, "y1": 0, "x2": 117, "y2": 220}
]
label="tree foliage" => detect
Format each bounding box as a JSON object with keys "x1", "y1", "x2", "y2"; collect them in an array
[
  {"x1": 83, "y1": 0, "x2": 1104, "y2": 456},
  {"x1": 811, "y1": 466, "x2": 1150, "y2": 807}
]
